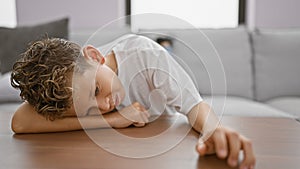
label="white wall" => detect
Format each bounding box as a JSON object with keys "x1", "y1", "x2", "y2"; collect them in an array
[
  {"x1": 0, "y1": 0, "x2": 17, "y2": 27},
  {"x1": 131, "y1": 0, "x2": 239, "y2": 29},
  {"x1": 15, "y1": 0, "x2": 300, "y2": 31},
  {"x1": 246, "y1": 0, "x2": 300, "y2": 29},
  {"x1": 16, "y1": 0, "x2": 126, "y2": 30}
]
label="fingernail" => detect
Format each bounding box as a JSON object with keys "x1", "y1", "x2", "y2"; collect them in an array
[
  {"x1": 197, "y1": 144, "x2": 205, "y2": 155},
  {"x1": 229, "y1": 159, "x2": 237, "y2": 167},
  {"x1": 219, "y1": 149, "x2": 226, "y2": 157},
  {"x1": 240, "y1": 166, "x2": 248, "y2": 169},
  {"x1": 198, "y1": 144, "x2": 205, "y2": 150}
]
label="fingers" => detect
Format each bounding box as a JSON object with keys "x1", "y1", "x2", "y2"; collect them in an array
[
  {"x1": 197, "y1": 127, "x2": 256, "y2": 169},
  {"x1": 213, "y1": 128, "x2": 228, "y2": 159},
  {"x1": 197, "y1": 138, "x2": 215, "y2": 155},
  {"x1": 196, "y1": 128, "x2": 228, "y2": 157},
  {"x1": 196, "y1": 143, "x2": 207, "y2": 156},
  {"x1": 134, "y1": 103, "x2": 149, "y2": 123},
  {"x1": 133, "y1": 122, "x2": 145, "y2": 127},
  {"x1": 240, "y1": 135, "x2": 256, "y2": 169},
  {"x1": 226, "y1": 130, "x2": 241, "y2": 167},
  {"x1": 130, "y1": 102, "x2": 150, "y2": 125},
  {"x1": 213, "y1": 128, "x2": 255, "y2": 168},
  {"x1": 140, "y1": 111, "x2": 150, "y2": 123}
]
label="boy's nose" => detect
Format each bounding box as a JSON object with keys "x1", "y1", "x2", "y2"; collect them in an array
[{"x1": 97, "y1": 97, "x2": 111, "y2": 111}]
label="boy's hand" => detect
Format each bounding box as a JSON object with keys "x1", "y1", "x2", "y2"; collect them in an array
[
  {"x1": 111, "y1": 102, "x2": 150, "y2": 128},
  {"x1": 196, "y1": 126, "x2": 256, "y2": 169}
]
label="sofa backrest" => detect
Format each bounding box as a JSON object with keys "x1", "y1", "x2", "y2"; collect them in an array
[
  {"x1": 139, "y1": 27, "x2": 254, "y2": 99},
  {"x1": 252, "y1": 29, "x2": 300, "y2": 101},
  {"x1": 70, "y1": 27, "x2": 131, "y2": 47}
]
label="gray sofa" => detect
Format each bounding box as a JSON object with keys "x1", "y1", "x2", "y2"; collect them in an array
[
  {"x1": 1, "y1": 26, "x2": 299, "y2": 120},
  {"x1": 137, "y1": 27, "x2": 300, "y2": 119}
]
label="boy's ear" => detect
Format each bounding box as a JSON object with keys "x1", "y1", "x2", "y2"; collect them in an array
[{"x1": 82, "y1": 45, "x2": 105, "y2": 64}]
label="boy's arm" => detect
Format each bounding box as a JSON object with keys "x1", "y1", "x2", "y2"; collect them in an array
[
  {"x1": 12, "y1": 102, "x2": 149, "y2": 134},
  {"x1": 187, "y1": 102, "x2": 256, "y2": 169},
  {"x1": 11, "y1": 102, "x2": 113, "y2": 133}
]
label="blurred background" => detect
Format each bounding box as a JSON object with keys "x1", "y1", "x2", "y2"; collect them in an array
[
  {"x1": 1, "y1": 0, "x2": 300, "y2": 31},
  {"x1": 1, "y1": 0, "x2": 300, "y2": 119}
]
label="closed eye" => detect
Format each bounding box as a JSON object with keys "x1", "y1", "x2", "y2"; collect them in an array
[{"x1": 95, "y1": 85, "x2": 100, "y2": 96}]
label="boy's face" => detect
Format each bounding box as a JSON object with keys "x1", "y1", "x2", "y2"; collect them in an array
[{"x1": 70, "y1": 48, "x2": 125, "y2": 117}]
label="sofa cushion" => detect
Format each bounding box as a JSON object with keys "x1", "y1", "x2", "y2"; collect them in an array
[
  {"x1": 0, "y1": 18, "x2": 69, "y2": 74},
  {"x1": 252, "y1": 29, "x2": 300, "y2": 101},
  {"x1": 0, "y1": 72, "x2": 22, "y2": 103},
  {"x1": 139, "y1": 27, "x2": 254, "y2": 99},
  {"x1": 266, "y1": 97, "x2": 300, "y2": 118},
  {"x1": 203, "y1": 95, "x2": 295, "y2": 118}
]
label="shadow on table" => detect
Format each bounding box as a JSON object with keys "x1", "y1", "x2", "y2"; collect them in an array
[{"x1": 197, "y1": 155, "x2": 239, "y2": 169}]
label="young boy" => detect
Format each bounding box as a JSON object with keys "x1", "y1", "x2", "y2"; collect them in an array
[{"x1": 11, "y1": 34, "x2": 255, "y2": 169}]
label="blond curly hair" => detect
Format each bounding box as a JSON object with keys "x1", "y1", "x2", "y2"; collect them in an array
[{"x1": 11, "y1": 38, "x2": 87, "y2": 120}]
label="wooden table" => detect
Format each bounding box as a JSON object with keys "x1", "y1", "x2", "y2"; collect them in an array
[{"x1": 1, "y1": 111, "x2": 300, "y2": 169}]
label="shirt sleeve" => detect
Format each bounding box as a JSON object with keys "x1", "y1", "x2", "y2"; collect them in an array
[{"x1": 150, "y1": 48, "x2": 203, "y2": 115}]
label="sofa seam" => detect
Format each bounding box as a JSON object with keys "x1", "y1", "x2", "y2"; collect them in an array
[{"x1": 248, "y1": 29, "x2": 257, "y2": 101}]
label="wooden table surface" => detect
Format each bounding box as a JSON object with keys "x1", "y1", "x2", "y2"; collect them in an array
[{"x1": 1, "y1": 111, "x2": 300, "y2": 169}]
